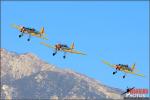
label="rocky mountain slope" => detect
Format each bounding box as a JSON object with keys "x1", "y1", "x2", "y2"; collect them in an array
[{"x1": 1, "y1": 48, "x2": 123, "y2": 99}]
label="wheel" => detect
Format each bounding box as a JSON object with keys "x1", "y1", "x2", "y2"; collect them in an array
[
  {"x1": 53, "y1": 53, "x2": 56, "y2": 56},
  {"x1": 123, "y1": 75, "x2": 125, "y2": 78},
  {"x1": 63, "y1": 56, "x2": 66, "y2": 59},
  {"x1": 19, "y1": 35, "x2": 22, "y2": 38},
  {"x1": 113, "y1": 72, "x2": 115, "y2": 75},
  {"x1": 27, "y1": 39, "x2": 30, "y2": 41}
]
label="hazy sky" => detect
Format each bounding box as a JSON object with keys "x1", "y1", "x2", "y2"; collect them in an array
[{"x1": 1, "y1": 1, "x2": 149, "y2": 95}]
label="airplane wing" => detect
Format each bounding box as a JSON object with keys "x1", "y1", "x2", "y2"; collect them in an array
[
  {"x1": 121, "y1": 91, "x2": 128, "y2": 95},
  {"x1": 101, "y1": 60, "x2": 116, "y2": 68},
  {"x1": 29, "y1": 33, "x2": 48, "y2": 40},
  {"x1": 34, "y1": 35, "x2": 48, "y2": 40},
  {"x1": 128, "y1": 71, "x2": 144, "y2": 77},
  {"x1": 40, "y1": 42, "x2": 55, "y2": 49},
  {"x1": 123, "y1": 70, "x2": 144, "y2": 77},
  {"x1": 121, "y1": 87, "x2": 135, "y2": 95},
  {"x1": 63, "y1": 49, "x2": 86, "y2": 55},
  {"x1": 11, "y1": 24, "x2": 22, "y2": 30},
  {"x1": 39, "y1": 36, "x2": 48, "y2": 40}
]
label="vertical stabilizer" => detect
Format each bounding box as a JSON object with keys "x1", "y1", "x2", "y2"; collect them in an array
[
  {"x1": 40, "y1": 27, "x2": 44, "y2": 34},
  {"x1": 70, "y1": 42, "x2": 74, "y2": 49},
  {"x1": 131, "y1": 63, "x2": 136, "y2": 71}
]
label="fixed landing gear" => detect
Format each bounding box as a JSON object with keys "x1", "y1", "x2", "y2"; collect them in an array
[
  {"x1": 27, "y1": 38, "x2": 30, "y2": 41},
  {"x1": 112, "y1": 70, "x2": 126, "y2": 79},
  {"x1": 123, "y1": 75, "x2": 126, "y2": 78},
  {"x1": 113, "y1": 71, "x2": 117, "y2": 75},
  {"x1": 52, "y1": 51, "x2": 67, "y2": 59},
  {"x1": 63, "y1": 52, "x2": 66, "y2": 59},
  {"x1": 53, "y1": 52, "x2": 57, "y2": 56},
  {"x1": 53, "y1": 49, "x2": 57, "y2": 56},
  {"x1": 19, "y1": 34, "x2": 23, "y2": 38},
  {"x1": 19, "y1": 33, "x2": 24, "y2": 38},
  {"x1": 122, "y1": 73, "x2": 126, "y2": 79},
  {"x1": 19, "y1": 35, "x2": 22, "y2": 38},
  {"x1": 27, "y1": 34, "x2": 31, "y2": 41},
  {"x1": 63, "y1": 55, "x2": 66, "y2": 59}
]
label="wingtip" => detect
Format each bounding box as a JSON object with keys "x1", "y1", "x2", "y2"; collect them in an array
[
  {"x1": 101, "y1": 59, "x2": 106, "y2": 63},
  {"x1": 11, "y1": 24, "x2": 16, "y2": 27},
  {"x1": 40, "y1": 42, "x2": 44, "y2": 44},
  {"x1": 141, "y1": 75, "x2": 145, "y2": 77},
  {"x1": 44, "y1": 38, "x2": 49, "y2": 40}
]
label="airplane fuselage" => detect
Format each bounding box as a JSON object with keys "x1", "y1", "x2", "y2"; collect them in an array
[
  {"x1": 115, "y1": 65, "x2": 133, "y2": 72},
  {"x1": 55, "y1": 44, "x2": 71, "y2": 51},
  {"x1": 20, "y1": 27, "x2": 39, "y2": 35}
]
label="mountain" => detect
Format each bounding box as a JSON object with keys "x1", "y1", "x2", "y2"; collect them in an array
[{"x1": 1, "y1": 48, "x2": 123, "y2": 99}]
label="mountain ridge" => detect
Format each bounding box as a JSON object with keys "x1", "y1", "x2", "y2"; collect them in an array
[{"x1": 1, "y1": 48, "x2": 123, "y2": 99}]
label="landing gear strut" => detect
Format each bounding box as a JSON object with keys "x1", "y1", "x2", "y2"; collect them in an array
[
  {"x1": 53, "y1": 49, "x2": 57, "y2": 56},
  {"x1": 19, "y1": 33, "x2": 23, "y2": 38},
  {"x1": 27, "y1": 34, "x2": 31, "y2": 41},
  {"x1": 63, "y1": 52, "x2": 66, "y2": 59},
  {"x1": 53, "y1": 52, "x2": 56, "y2": 56},
  {"x1": 122, "y1": 73, "x2": 126, "y2": 79},
  {"x1": 113, "y1": 71, "x2": 117, "y2": 75}
]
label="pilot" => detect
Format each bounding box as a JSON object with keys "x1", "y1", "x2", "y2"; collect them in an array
[
  {"x1": 20, "y1": 26, "x2": 25, "y2": 33},
  {"x1": 55, "y1": 44, "x2": 62, "y2": 50},
  {"x1": 26, "y1": 28, "x2": 35, "y2": 32},
  {"x1": 118, "y1": 64, "x2": 123, "y2": 66},
  {"x1": 30, "y1": 28, "x2": 35, "y2": 31}
]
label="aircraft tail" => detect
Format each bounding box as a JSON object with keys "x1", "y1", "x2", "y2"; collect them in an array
[
  {"x1": 70, "y1": 42, "x2": 74, "y2": 49},
  {"x1": 131, "y1": 63, "x2": 136, "y2": 71},
  {"x1": 40, "y1": 27, "x2": 45, "y2": 34}
]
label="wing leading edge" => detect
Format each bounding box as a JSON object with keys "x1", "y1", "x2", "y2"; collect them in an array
[{"x1": 63, "y1": 49, "x2": 86, "y2": 55}]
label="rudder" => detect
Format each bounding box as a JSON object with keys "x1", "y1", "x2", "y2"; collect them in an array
[
  {"x1": 70, "y1": 42, "x2": 74, "y2": 49},
  {"x1": 40, "y1": 27, "x2": 44, "y2": 34},
  {"x1": 131, "y1": 63, "x2": 136, "y2": 71}
]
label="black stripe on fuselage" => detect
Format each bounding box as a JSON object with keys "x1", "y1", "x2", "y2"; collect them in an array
[{"x1": 121, "y1": 66, "x2": 132, "y2": 72}]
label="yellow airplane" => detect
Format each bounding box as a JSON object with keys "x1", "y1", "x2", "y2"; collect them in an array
[
  {"x1": 11, "y1": 24, "x2": 48, "y2": 41},
  {"x1": 101, "y1": 60, "x2": 144, "y2": 78},
  {"x1": 40, "y1": 42, "x2": 86, "y2": 59}
]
